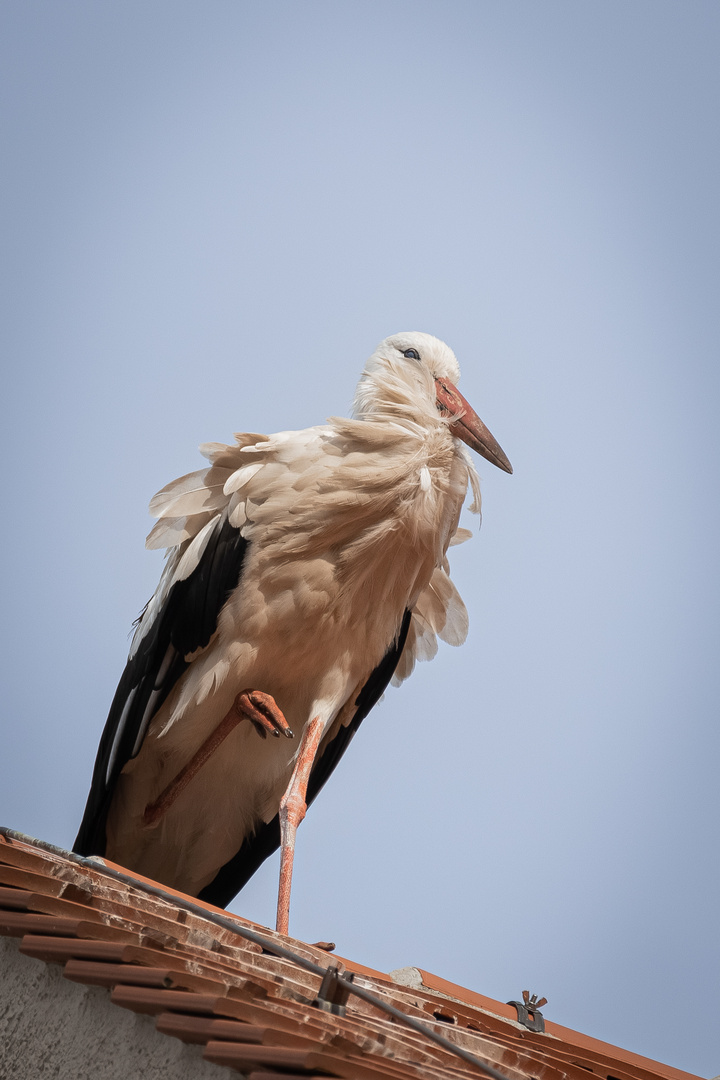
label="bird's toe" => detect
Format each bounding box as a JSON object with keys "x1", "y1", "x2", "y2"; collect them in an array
[{"x1": 235, "y1": 689, "x2": 294, "y2": 740}]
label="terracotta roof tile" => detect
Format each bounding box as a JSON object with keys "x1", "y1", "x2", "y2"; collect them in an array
[{"x1": 0, "y1": 828, "x2": 702, "y2": 1080}]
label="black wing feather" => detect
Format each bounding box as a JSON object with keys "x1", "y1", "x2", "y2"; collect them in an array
[
  {"x1": 197, "y1": 608, "x2": 413, "y2": 908},
  {"x1": 74, "y1": 515, "x2": 248, "y2": 857}
]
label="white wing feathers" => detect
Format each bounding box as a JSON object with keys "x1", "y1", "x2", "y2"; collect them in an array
[
  {"x1": 391, "y1": 564, "x2": 469, "y2": 686},
  {"x1": 130, "y1": 428, "x2": 334, "y2": 657},
  {"x1": 131, "y1": 425, "x2": 476, "y2": 683},
  {"x1": 145, "y1": 467, "x2": 232, "y2": 550}
]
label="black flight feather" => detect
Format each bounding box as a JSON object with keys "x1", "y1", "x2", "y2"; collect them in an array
[{"x1": 74, "y1": 515, "x2": 248, "y2": 857}]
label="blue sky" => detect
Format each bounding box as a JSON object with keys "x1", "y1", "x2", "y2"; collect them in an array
[{"x1": 1, "y1": 3, "x2": 718, "y2": 1075}]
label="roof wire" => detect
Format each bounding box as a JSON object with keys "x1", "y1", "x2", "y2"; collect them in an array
[{"x1": 1, "y1": 828, "x2": 513, "y2": 1080}]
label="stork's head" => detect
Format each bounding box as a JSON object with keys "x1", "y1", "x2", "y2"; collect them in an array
[{"x1": 354, "y1": 331, "x2": 512, "y2": 474}]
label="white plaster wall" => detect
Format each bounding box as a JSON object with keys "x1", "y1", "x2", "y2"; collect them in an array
[{"x1": 0, "y1": 937, "x2": 231, "y2": 1079}]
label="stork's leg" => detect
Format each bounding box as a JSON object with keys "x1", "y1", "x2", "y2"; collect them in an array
[
  {"x1": 143, "y1": 689, "x2": 293, "y2": 827},
  {"x1": 276, "y1": 715, "x2": 325, "y2": 936}
]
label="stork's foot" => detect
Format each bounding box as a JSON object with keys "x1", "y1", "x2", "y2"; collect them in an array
[{"x1": 235, "y1": 689, "x2": 294, "y2": 740}]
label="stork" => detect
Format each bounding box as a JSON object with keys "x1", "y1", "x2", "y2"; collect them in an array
[{"x1": 74, "y1": 332, "x2": 512, "y2": 935}]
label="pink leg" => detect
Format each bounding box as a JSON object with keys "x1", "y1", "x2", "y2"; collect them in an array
[
  {"x1": 276, "y1": 715, "x2": 325, "y2": 936},
  {"x1": 143, "y1": 689, "x2": 293, "y2": 827}
]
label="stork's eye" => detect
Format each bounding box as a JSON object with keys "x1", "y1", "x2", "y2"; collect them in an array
[{"x1": 403, "y1": 348, "x2": 421, "y2": 360}]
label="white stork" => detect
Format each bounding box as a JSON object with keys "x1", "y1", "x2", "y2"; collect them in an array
[{"x1": 75, "y1": 332, "x2": 512, "y2": 934}]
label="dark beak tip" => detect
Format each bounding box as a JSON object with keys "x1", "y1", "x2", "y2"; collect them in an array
[{"x1": 484, "y1": 446, "x2": 513, "y2": 475}]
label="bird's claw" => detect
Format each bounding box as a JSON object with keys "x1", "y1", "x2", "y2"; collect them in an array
[{"x1": 235, "y1": 689, "x2": 294, "y2": 740}]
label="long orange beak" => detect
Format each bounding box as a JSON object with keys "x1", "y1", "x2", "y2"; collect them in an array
[{"x1": 435, "y1": 377, "x2": 513, "y2": 474}]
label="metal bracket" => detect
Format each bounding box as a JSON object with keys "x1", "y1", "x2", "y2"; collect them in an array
[
  {"x1": 314, "y1": 964, "x2": 354, "y2": 1016},
  {"x1": 507, "y1": 991, "x2": 547, "y2": 1033}
]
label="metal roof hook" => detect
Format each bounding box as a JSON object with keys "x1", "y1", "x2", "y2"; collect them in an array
[
  {"x1": 507, "y1": 990, "x2": 548, "y2": 1033},
  {"x1": 314, "y1": 963, "x2": 355, "y2": 1016}
]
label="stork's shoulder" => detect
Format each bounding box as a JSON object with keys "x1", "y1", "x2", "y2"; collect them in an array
[
  {"x1": 129, "y1": 426, "x2": 333, "y2": 655},
  {"x1": 143, "y1": 426, "x2": 331, "y2": 548}
]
